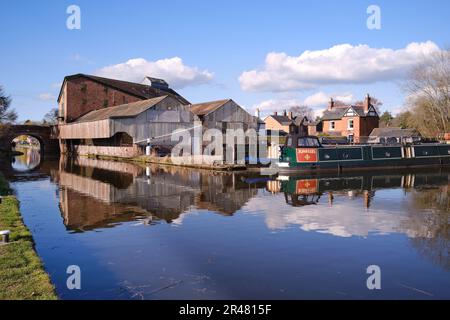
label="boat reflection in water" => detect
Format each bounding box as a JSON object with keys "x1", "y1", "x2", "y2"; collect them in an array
[{"x1": 264, "y1": 171, "x2": 450, "y2": 271}]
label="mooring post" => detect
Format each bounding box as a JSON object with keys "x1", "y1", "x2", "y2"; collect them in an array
[{"x1": 0, "y1": 230, "x2": 11, "y2": 243}]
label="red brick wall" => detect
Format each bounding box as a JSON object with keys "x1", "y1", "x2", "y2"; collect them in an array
[
  {"x1": 61, "y1": 78, "x2": 142, "y2": 123},
  {"x1": 322, "y1": 116, "x2": 379, "y2": 138},
  {"x1": 359, "y1": 117, "x2": 379, "y2": 137}
]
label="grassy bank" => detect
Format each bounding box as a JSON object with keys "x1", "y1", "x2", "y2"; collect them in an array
[{"x1": 0, "y1": 174, "x2": 57, "y2": 300}]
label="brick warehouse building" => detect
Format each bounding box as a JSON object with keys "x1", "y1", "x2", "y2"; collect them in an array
[
  {"x1": 57, "y1": 74, "x2": 189, "y2": 124},
  {"x1": 309, "y1": 94, "x2": 380, "y2": 143}
]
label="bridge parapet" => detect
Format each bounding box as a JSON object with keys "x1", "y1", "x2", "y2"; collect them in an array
[{"x1": 0, "y1": 124, "x2": 60, "y2": 156}]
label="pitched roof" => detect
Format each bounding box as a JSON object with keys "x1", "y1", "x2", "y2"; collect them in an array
[
  {"x1": 307, "y1": 120, "x2": 322, "y2": 126},
  {"x1": 58, "y1": 74, "x2": 189, "y2": 105},
  {"x1": 321, "y1": 105, "x2": 374, "y2": 120},
  {"x1": 144, "y1": 77, "x2": 169, "y2": 87},
  {"x1": 370, "y1": 127, "x2": 420, "y2": 138},
  {"x1": 267, "y1": 115, "x2": 294, "y2": 126},
  {"x1": 190, "y1": 99, "x2": 230, "y2": 116},
  {"x1": 74, "y1": 96, "x2": 168, "y2": 123},
  {"x1": 293, "y1": 116, "x2": 308, "y2": 126}
]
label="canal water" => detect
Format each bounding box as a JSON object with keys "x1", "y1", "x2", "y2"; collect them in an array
[{"x1": 2, "y1": 148, "x2": 450, "y2": 299}]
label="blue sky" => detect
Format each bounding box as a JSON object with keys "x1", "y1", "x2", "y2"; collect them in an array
[{"x1": 1, "y1": 0, "x2": 449, "y2": 122}]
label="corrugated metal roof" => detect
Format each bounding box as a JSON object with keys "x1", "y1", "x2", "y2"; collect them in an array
[
  {"x1": 190, "y1": 99, "x2": 230, "y2": 116},
  {"x1": 58, "y1": 74, "x2": 190, "y2": 105},
  {"x1": 75, "y1": 96, "x2": 168, "y2": 123}
]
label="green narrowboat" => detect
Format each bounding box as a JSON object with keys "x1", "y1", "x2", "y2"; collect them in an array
[{"x1": 277, "y1": 134, "x2": 450, "y2": 173}]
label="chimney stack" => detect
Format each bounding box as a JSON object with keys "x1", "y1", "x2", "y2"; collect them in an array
[
  {"x1": 288, "y1": 111, "x2": 293, "y2": 120},
  {"x1": 283, "y1": 110, "x2": 287, "y2": 117},
  {"x1": 364, "y1": 94, "x2": 371, "y2": 113},
  {"x1": 328, "y1": 98, "x2": 335, "y2": 111},
  {"x1": 254, "y1": 108, "x2": 261, "y2": 119},
  {"x1": 274, "y1": 111, "x2": 278, "y2": 116}
]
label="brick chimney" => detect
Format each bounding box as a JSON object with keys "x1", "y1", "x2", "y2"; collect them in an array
[
  {"x1": 364, "y1": 94, "x2": 371, "y2": 113},
  {"x1": 283, "y1": 110, "x2": 287, "y2": 117},
  {"x1": 288, "y1": 111, "x2": 293, "y2": 119},
  {"x1": 274, "y1": 111, "x2": 278, "y2": 116},
  {"x1": 328, "y1": 98, "x2": 335, "y2": 111}
]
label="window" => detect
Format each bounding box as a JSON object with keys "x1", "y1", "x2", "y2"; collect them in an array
[
  {"x1": 348, "y1": 119, "x2": 354, "y2": 130},
  {"x1": 348, "y1": 134, "x2": 354, "y2": 143},
  {"x1": 330, "y1": 121, "x2": 336, "y2": 130},
  {"x1": 297, "y1": 137, "x2": 320, "y2": 147}
]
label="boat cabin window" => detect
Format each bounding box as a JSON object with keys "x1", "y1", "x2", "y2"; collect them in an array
[{"x1": 297, "y1": 137, "x2": 320, "y2": 147}]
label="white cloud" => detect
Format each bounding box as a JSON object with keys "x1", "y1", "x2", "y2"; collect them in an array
[
  {"x1": 303, "y1": 91, "x2": 354, "y2": 107},
  {"x1": 38, "y1": 93, "x2": 55, "y2": 101},
  {"x1": 253, "y1": 98, "x2": 304, "y2": 113},
  {"x1": 239, "y1": 41, "x2": 440, "y2": 92},
  {"x1": 96, "y1": 57, "x2": 214, "y2": 89}
]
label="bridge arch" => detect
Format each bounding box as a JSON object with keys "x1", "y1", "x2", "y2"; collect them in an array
[{"x1": 0, "y1": 125, "x2": 60, "y2": 157}]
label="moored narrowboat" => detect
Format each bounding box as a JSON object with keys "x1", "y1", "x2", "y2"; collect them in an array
[{"x1": 277, "y1": 134, "x2": 450, "y2": 173}]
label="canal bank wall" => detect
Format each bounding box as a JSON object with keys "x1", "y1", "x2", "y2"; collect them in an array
[
  {"x1": 0, "y1": 173, "x2": 57, "y2": 300},
  {"x1": 85, "y1": 154, "x2": 249, "y2": 172}
]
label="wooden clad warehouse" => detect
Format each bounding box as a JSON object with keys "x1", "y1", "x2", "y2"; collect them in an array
[{"x1": 59, "y1": 95, "x2": 197, "y2": 157}]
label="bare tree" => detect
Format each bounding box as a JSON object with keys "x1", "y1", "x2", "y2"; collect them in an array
[
  {"x1": 355, "y1": 96, "x2": 383, "y2": 114},
  {"x1": 0, "y1": 86, "x2": 18, "y2": 123},
  {"x1": 43, "y1": 108, "x2": 59, "y2": 125},
  {"x1": 403, "y1": 50, "x2": 450, "y2": 138},
  {"x1": 332, "y1": 100, "x2": 350, "y2": 108},
  {"x1": 289, "y1": 105, "x2": 314, "y2": 121}
]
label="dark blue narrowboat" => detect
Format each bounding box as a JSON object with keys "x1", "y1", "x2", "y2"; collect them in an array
[{"x1": 277, "y1": 134, "x2": 450, "y2": 173}]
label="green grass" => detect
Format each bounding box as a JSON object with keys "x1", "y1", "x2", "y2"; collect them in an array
[{"x1": 0, "y1": 174, "x2": 57, "y2": 300}]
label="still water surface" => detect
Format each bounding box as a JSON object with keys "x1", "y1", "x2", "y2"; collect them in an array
[{"x1": 2, "y1": 148, "x2": 450, "y2": 299}]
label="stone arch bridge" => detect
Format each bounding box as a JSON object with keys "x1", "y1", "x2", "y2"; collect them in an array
[{"x1": 0, "y1": 125, "x2": 60, "y2": 156}]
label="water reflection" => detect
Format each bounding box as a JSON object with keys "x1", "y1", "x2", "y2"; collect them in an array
[
  {"x1": 259, "y1": 173, "x2": 449, "y2": 237},
  {"x1": 52, "y1": 157, "x2": 260, "y2": 231},
  {"x1": 6, "y1": 155, "x2": 450, "y2": 299},
  {"x1": 11, "y1": 147, "x2": 41, "y2": 171}
]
